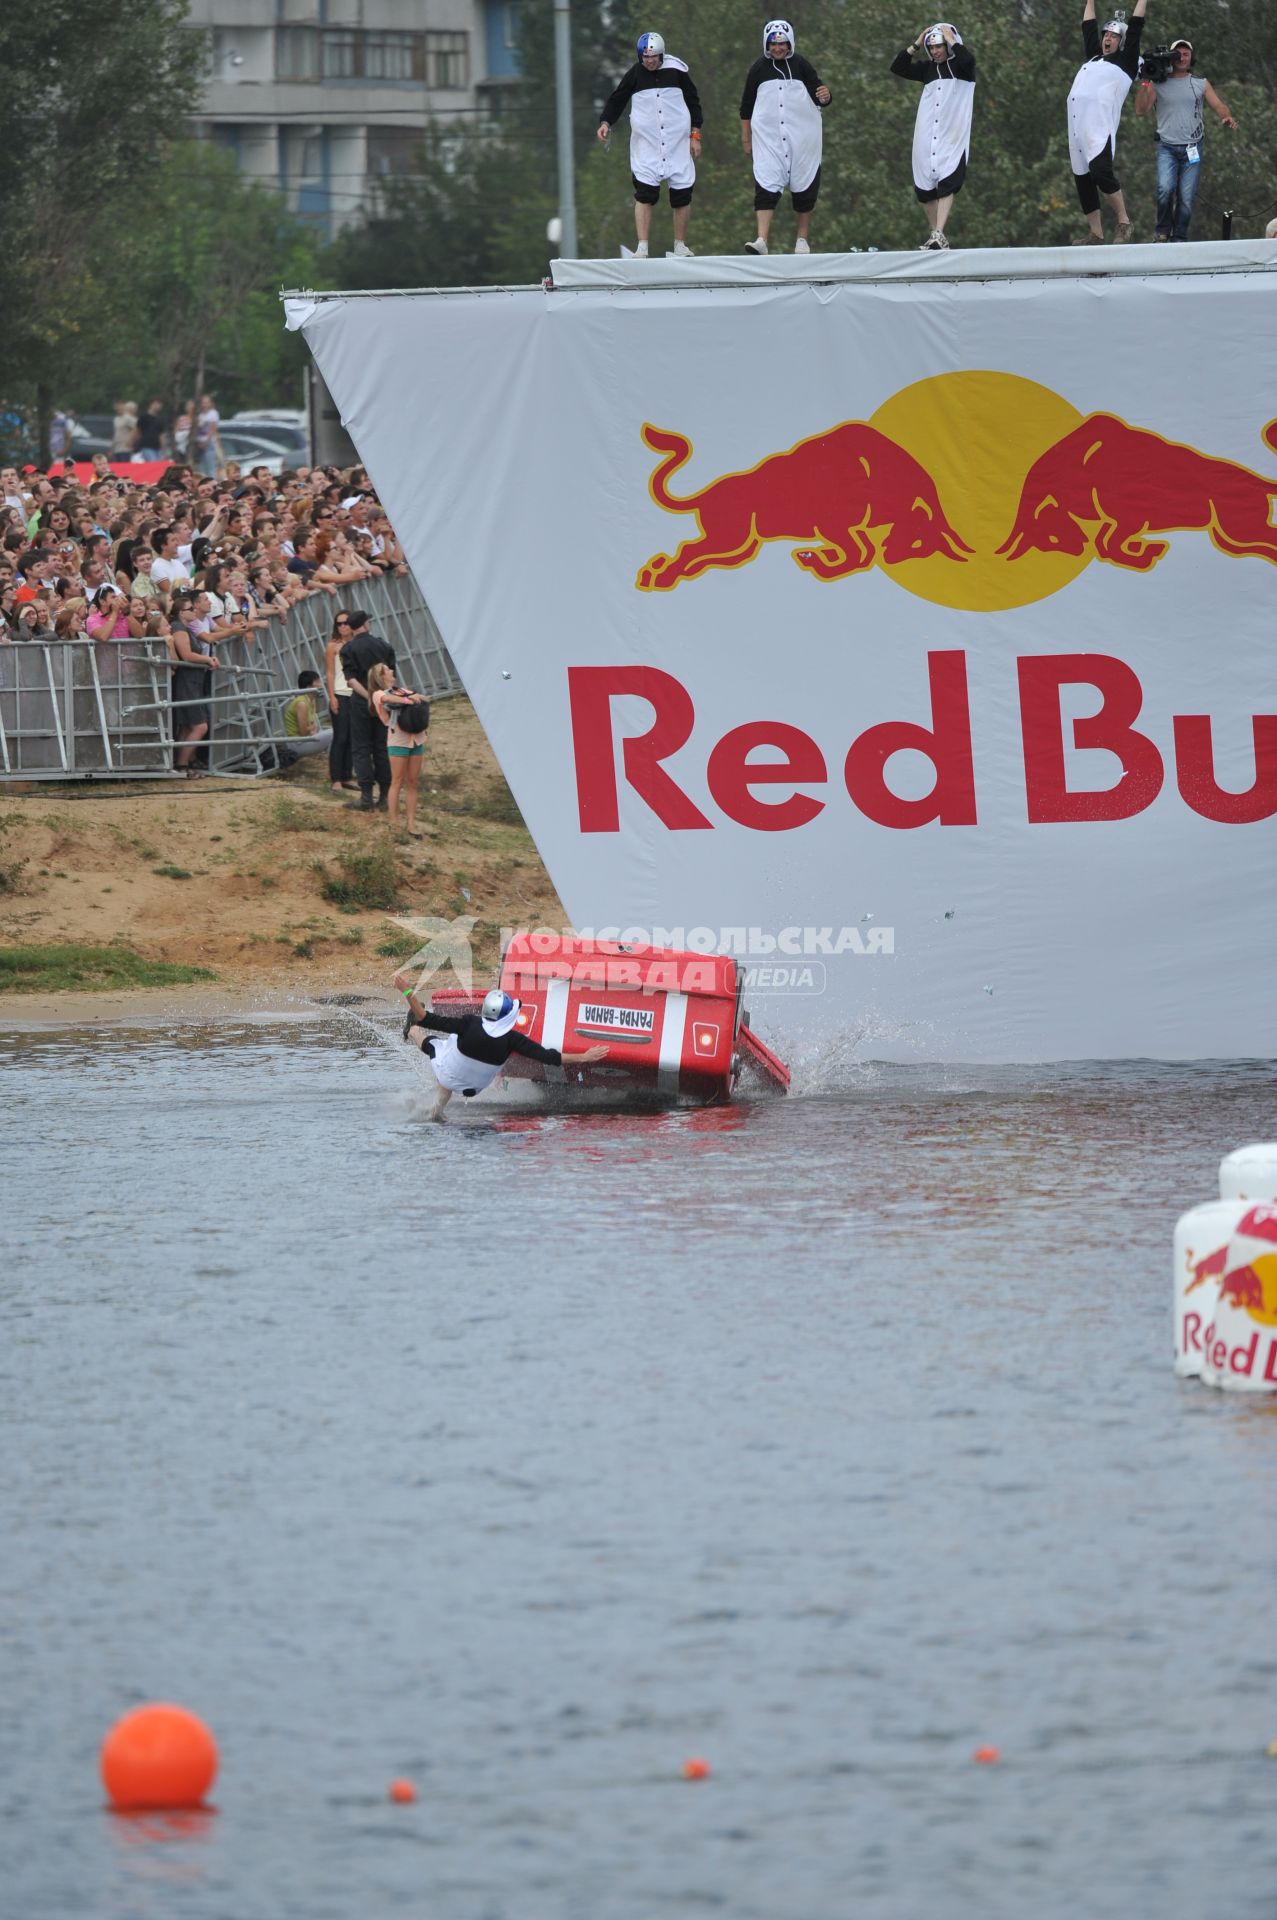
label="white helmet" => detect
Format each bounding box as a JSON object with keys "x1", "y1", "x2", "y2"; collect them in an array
[
  {"x1": 481, "y1": 989, "x2": 521, "y2": 1036},
  {"x1": 1102, "y1": 11, "x2": 1128, "y2": 43},
  {"x1": 637, "y1": 32, "x2": 664, "y2": 58},
  {"x1": 763, "y1": 18, "x2": 795, "y2": 56}
]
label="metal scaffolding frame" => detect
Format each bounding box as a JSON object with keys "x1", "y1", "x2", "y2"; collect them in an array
[{"x1": 0, "y1": 572, "x2": 463, "y2": 781}]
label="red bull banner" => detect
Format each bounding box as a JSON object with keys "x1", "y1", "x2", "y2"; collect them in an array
[{"x1": 285, "y1": 247, "x2": 1277, "y2": 1060}]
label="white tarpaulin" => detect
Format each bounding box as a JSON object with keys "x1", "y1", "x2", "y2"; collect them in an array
[{"x1": 286, "y1": 247, "x2": 1277, "y2": 1060}]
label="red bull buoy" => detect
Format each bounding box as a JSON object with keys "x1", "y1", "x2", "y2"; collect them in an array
[
  {"x1": 1200, "y1": 1203, "x2": 1277, "y2": 1393},
  {"x1": 1172, "y1": 1200, "x2": 1248, "y2": 1379},
  {"x1": 1219, "y1": 1143, "x2": 1277, "y2": 1204}
]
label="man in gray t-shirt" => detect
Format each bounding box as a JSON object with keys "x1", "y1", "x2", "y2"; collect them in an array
[{"x1": 1135, "y1": 39, "x2": 1237, "y2": 240}]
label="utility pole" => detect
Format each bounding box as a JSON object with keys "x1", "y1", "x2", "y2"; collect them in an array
[{"x1": 553, "y1": 0, "x2": 577, "y2": 258}]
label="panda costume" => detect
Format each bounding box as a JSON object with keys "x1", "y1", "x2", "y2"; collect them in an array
[
  {"x1": 1066, "y1": 5, "x2": 1145, "y2": 237},
  {"x1": 600, "y1": 32, "x2": 703, "y2": 257},
  {"x1": 740, "y1": 18, "x2": 831, "y2": 254},
  {"x1": 890, "y1": 24, "x2": 976, "y2": 249}
]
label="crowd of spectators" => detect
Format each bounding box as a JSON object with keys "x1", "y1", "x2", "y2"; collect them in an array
[{"x1": 0, "y1": 438, "x2": 408, "y2": 777}]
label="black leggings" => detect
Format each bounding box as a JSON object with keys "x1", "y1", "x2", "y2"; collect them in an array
[
  {"x1": 328, "y1": 693, "x2": 352, "y2": 785},
  {"x1": 1074, "y1": 141, "x2": 1121, "y2": 213},
  {"x1": 754, "y1": 167, "x2": 822, "y2": 214}
]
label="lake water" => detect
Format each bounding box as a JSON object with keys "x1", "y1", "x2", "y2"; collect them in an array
[{"x1": 2, "y1": 1011, "x2": 1275, "y2": 1920}]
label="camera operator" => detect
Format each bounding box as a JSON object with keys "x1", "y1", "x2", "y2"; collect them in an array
[
  {"x1": 1134, "y1": 39, "x2": 1236, "y2": 242},
  {"x1": 1067, "y1": 0, "x2": 1148, "y2": 244}
]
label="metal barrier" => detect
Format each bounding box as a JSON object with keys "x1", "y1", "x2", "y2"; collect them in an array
[{"x1": 0, "y1": 571, "x2": 463, "y2": 781}]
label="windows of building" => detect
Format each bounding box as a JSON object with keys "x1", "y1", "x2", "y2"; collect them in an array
[{"x1": 273, "y1": 27, "x2": 469, "y2": 90}]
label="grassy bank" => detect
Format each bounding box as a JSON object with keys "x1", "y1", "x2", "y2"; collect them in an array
[{"x1": 0, "y1": 698, "x2": 564, "y2": 995}]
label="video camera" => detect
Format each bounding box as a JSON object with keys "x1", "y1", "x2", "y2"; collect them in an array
[{"x1": 1139, "y1": 46, "x2": 1181, "y2": 84}]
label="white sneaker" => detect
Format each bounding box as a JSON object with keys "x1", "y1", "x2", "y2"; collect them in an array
[
  {"x1": 672, "y1": 240, "x2": 694, "y2": 257},
  {"x1": 920, "y1": 231, "x2": 950, "y2": 251},
  {"x1": 745, "y1": 237, "x2": 768, "y2": 255},
  {"x1": 794, "y1": 237, "x2": 811, "y2": 255},
  {"x1": 634, "y1": 241, "x2": 649, "y2": 259}
]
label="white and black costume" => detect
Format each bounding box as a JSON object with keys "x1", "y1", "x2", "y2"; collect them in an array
[
  {"x1": 890, "y1": 26, "x2": 976, "y2": 202},
  {"x1": 601, "y1": 54, "x2": 702, "y2": 206},
  {"x1": 1067, "y1": 13, "x2": 1144, "y2": 211},
  {"x1": 415, "y1": 1000, "x2": 562, "y2": 1098},
  {"x1": 740, "y1": 20, "x2": 830, "y2": 212}
]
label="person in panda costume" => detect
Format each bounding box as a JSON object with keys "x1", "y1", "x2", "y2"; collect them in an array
[
  {"x1": 739, "y1": 19, "x2": 832, "y2": 255},
  {"x1": 1066, "y1": 0, "x2": 1148, "y2": 243},
  {"x1": 598, "y1": 32, "x2": 703, "y2": 259},
  {"x1": 890, "y1": 23, "x2": 977, "y2": 251},
  {"x1": 395, "y1": 970, "x2": 607, "y2": 1121}
]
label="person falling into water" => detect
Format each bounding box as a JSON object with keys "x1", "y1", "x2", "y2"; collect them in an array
[{"x1": 394, "y1": 970, "x2": 609, "y2": 1122}]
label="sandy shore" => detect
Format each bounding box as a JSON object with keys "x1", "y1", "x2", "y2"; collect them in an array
[{"x1": 0, "y1": 697, "x2": 565, "y2": 1019}]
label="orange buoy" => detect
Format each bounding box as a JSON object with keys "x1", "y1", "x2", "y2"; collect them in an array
[
  {"x1": 388, "y1": 1778, "x2": 418, "y2": 1804},
  {"x1": 101, "y1": 1704, "x2": 218, "y2": 1811},
  {"x1": 973, "y1": 1745, "x2": 1000, "y2": 1765},
  {"x1": 682, "y1": 1757, "x2": 711, "y2": 1781}
]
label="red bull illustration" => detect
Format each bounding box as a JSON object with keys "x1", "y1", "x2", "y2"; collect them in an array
[
  {"x1": 998, "y1": 413, "x2": 1277, "y2": 572},
  {"x1": 634, "y1": 377, "x2": 1277, "y2": 610},
  {"x1": 635, "y1": 421, "x2": 973, "y2": 591},
  {"x1": 1218, "y1": 1203, "x2": 1277, "y2": 1326},
  {"x1": 1183, "y1": 1242, "x2": 1228, "y2": 1294}
]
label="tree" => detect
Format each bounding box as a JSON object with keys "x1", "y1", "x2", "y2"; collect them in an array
[{"x1": 0, "y1": 0, "x2": 205, "y2": 451}]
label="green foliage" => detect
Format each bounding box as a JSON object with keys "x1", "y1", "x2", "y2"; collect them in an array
[
  {"x1": 317, "y1": 844, "x2": 403, "y2": 910},
  {"x1": 0, "y1": 943, "x2": 216, "y2": 992},
  {"x1": 323, "y1": 0, "x2": 1277, "y2": 290},
  {"x1": 375, "y1": 927, "x2": 423, "y2": 959},
  {"x1": 152, "y1": 864, "x2": 192, "y2": 880}
]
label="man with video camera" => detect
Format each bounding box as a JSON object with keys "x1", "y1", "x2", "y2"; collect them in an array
[{"x1": 1134, "y1": 38, "x2": 1237, "y2": 241}]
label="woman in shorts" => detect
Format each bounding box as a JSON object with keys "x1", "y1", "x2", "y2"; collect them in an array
[{"x1": 368, "y1": 662, "x2": 429, "y2": 837}]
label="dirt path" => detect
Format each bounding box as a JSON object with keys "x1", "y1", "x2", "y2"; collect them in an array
[{"x1": 0, "y1": 699, "x2": 565, "y2": 1003}]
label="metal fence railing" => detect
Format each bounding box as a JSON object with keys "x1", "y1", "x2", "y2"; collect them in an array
[{"x1": 0, "y1": 571, "x2": 464, "y2": 781}]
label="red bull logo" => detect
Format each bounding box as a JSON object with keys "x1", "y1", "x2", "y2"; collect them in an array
[
  {"x1": 1218, "y1": 1203, "x2": 1277, "y2": 1327},
  {"x1": 999, "y1": 414, "x2": 1277, "y2": 573},
  {"x1": 635, "y1": 372, "x2": 1277, "y2": 612},
  {"x1": 636, "y1": 421, "x2": 973, "y2": 591},
  {"x1": 1183, "y1": 1242, "x2": 1228, "y2": 1294}
]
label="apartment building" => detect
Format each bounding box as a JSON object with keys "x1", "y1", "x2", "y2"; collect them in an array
[{"x1": 186, "y1": 1, "x2": 522, "y2": 236}]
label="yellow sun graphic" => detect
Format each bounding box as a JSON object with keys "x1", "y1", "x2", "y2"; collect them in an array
[{"x1": 869, "y1": 371, "x2": 1092, "y2": 612}]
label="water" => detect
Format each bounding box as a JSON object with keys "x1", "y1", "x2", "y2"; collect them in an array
[{"x1": 2, "y1": 1015, "x2": 1275, "y2": 1920}]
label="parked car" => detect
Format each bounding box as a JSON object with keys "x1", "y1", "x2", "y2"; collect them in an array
[
  {"x1": 224, "y1": 415, "x2": 309, "y2": 457},
  {"x1": 214, "y1": 431, "x2": 286, "y2": 476}
]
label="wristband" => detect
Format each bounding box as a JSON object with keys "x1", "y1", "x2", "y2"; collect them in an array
[{"x1": 401, "y1": 987, "x2": 414, "y2": 997}]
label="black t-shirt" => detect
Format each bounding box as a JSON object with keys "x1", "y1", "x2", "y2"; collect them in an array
[
  {"x1": 135, "y1": 412, "x2": 164, "y2": 452},
  {"x1": 339, "y1": 629, "x2": 396, "y2": 689},
  {"x1": 420, "y1": 1010, "x2": 562, "y2": 1067}
]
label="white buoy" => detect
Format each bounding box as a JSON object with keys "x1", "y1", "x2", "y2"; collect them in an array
[
  {"x1": 1200, "y1": 1202, "x2": 1277, "y2": 1393},
  {"x1": 1219, "y1": 1143, "x2": 1277, "y2": 1203},
  {"x1": 1172, "y1": 1200, "x2": 1247, "y2": 1377}
]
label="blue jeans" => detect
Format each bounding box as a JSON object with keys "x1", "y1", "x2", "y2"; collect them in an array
[{"x1": 1156, "y1": 140, "x2": 1201, "y2": 240}]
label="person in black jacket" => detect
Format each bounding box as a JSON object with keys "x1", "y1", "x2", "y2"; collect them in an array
[
  {"x1": 394, "y1": 972, "x2": 608, "y2": 1120},
  {"x1": 1066, "y1": 0, "x2": 1149, "y2": 244},
  {"x1": 890, "y1": 24, "x2": 977, "y2": 251},
  {"x1": 598, "y1": 32, "x2": 703, "y2": 259},
  {"x1": 740, "y1": 19, "x2": 832, "y2": 256},
  {"x1": 338, "y1": 608, "x2": 395, "y2": 811}
]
